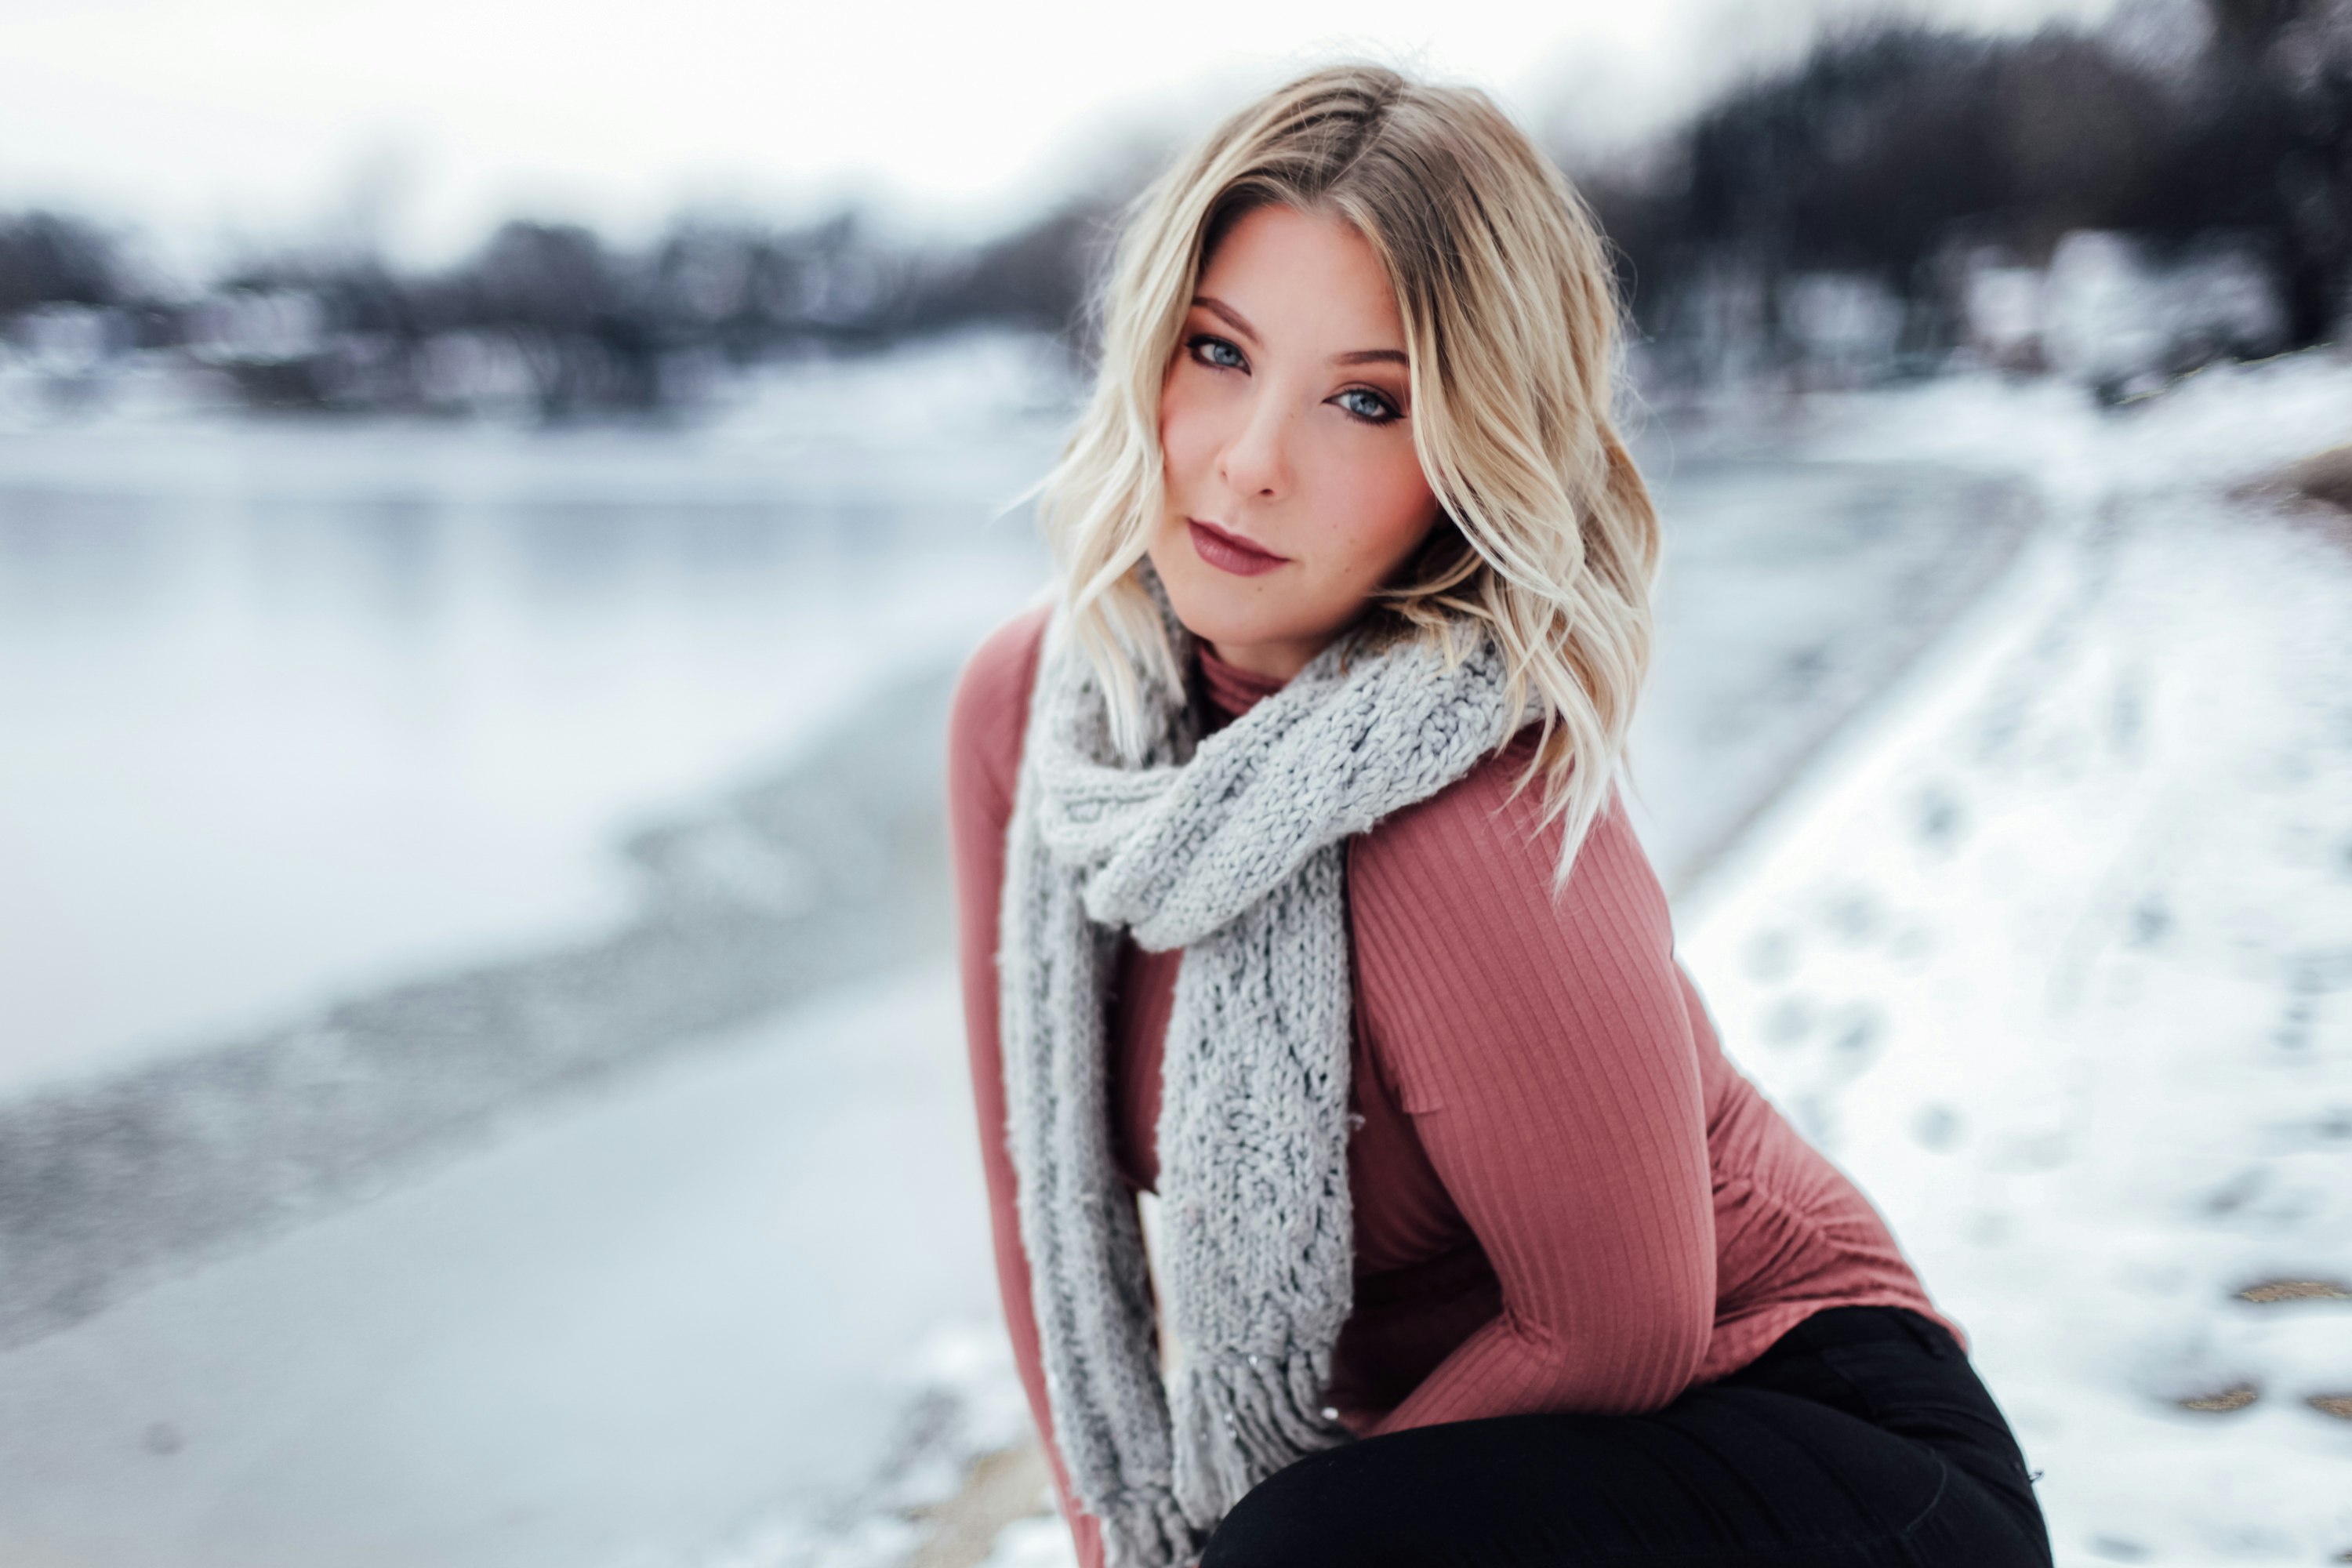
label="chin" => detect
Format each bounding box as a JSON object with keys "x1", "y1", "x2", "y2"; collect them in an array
[{"x1": 1151, "y1": 548, "x2": 1284, "y2": 648}]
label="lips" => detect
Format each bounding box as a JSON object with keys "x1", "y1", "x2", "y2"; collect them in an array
[{"x1": 1188, "y1": 517, "x2": 1289, "y2": 577}]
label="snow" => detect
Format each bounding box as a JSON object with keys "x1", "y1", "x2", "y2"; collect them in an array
[
  {"x1": 1676, "y1": 350, "x2": 2352, "y2": 1564},
  {"x1": 1622, "y1": 454, "x2": 2035, "y2": 894},
  {"x1": 975, "y1": 1519, "x2": 1086, "y2": 1568}
]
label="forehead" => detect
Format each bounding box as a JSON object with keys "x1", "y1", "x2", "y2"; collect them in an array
[{"x1": 1196, "y1": 204, "x2": 1403, "y2": 344}]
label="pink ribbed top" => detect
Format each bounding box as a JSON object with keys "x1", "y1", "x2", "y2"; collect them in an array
[{"x1": 946, "y1": 606, "x2": 1962, "y2": 1568}]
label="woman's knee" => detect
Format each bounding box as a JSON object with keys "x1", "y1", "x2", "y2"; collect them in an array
[{"x1": 1198, "y1": 1440, "x2": 1419, "y2": 1567}]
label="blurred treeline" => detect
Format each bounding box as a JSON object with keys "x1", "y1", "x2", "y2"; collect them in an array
[
  {"x1": 0, "y1": 201, "x2": 1115, "y2": 417},
  {"x1": 1582, "y1": 0, "x2": 2350, "y2": 393},
  {"x1": 4, "y1": 0, "x2": 2344, "y2": 416}
]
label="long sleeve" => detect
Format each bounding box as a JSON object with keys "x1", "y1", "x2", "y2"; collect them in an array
[
  {"x1": 1347, "y1": 761, "x2": 1718, "y2": 1434},
  {"x1": 945, "y1": 605, "x2": 1108, "y2": 1568}
]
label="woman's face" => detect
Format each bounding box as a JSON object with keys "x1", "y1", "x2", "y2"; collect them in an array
[{"x1": 1147, "y1": 202, "x2": 1443, "y2": 682}]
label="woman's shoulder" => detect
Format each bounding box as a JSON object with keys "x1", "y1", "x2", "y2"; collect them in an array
[
  {"x1": 1350, "y1": 737, "x2": 1672, "y2": 956},
  {"x1": 1346, "y1": 740, "x2": 1690, "y2": 1120},
  {"x1": 952, "y1": 600, "x2": 1053, "y2": 724},
  {"x1": 946, "y1": 601, "x2": 1054, "y2": 822}
]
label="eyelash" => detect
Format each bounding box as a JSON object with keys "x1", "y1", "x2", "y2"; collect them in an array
[{"x1": 1183, "y1": 333, "x2": 1402, "y2": 426}]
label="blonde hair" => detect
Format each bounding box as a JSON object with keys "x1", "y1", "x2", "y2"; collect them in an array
[{"x1": 1036, "y1": 62, "x2": 1661, "y2": 886}]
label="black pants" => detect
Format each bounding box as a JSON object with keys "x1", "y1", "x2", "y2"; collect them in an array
[{"x1": 1200, "y1": 1307, "x2": 2053, "y2": 1567}]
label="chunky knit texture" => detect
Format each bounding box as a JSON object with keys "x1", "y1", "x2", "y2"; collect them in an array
[
  {"x1": 998, "y1": 573, "x2": 1517, "y2": 1566},
  {"x1": 949, "y1": 607, "x2": 1967, "y2": 1568}
]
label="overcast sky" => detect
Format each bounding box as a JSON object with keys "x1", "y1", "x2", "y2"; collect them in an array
[{"x1": 1, "y1": 0, "x2": 2128, "y2": 270}]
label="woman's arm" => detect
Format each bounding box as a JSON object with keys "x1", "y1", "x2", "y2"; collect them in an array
[
  {"x1": 945, "y1": 604, "x2": 1108, "y2": 1568},
  {"x1": 1347, "y1": 764, "x2": 1717, "y2": 1432}
]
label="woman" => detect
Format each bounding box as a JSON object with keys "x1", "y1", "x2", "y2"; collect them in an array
[{"x1": 946, "y1": 64, "x2": 2053, "y2": 1568}]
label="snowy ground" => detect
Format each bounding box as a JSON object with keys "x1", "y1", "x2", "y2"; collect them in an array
[
  {"x1": 1677, "y1": 353, "x2": 2352, "y2": 1566},
  {"x1": 1624, "y1": 455, "x2": 2036, "y2": 895}
]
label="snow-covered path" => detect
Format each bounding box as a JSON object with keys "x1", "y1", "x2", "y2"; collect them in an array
[{"x1": 1678, "y1": 355, "x2": 2352, "y2": 1565}]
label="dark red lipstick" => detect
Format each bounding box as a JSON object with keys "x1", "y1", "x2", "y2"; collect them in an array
[{"x1": 1188, "y1": 517, "x2": 1289, "y2": 577}]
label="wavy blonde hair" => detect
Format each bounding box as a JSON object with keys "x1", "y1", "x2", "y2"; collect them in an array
[{"x1": 1036, "y1": 62, "x2": 1661, "y2": 885}]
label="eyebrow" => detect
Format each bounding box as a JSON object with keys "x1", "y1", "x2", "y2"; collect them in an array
[{"x1": 1192, "y1": 295, "x2": 1408, "y2": 368}]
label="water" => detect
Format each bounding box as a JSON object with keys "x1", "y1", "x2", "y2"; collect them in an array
[{"x1": 0, "y1": 337, "x2": 1068, "y2": 1094}]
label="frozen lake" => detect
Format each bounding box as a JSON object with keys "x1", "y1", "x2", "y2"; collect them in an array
[
  {"x1": 0, "y1": 339, "x2": 2031, "y2": 1098},
  {"x1": 0, "y1": 339, "x2": 1070, "y2": 1094}
]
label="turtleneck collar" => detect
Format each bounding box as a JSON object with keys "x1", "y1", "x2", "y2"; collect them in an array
[{"x1": 1196, "y1": 642, "x2": 1290, "y2": 730}]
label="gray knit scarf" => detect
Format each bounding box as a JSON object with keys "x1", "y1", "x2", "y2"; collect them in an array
[{"x1": 997, "y1": 573, "x2": 1514, "y2": 1566}]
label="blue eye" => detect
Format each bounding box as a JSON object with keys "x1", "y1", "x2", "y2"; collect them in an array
[
  {"x1": 1189, "y1": 334, "x2": 1246, "y2": 370},
  {"x1": 1335, "y1": 387, "x2": 1399, "y2": 423}
]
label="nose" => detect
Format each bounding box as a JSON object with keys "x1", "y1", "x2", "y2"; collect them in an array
[{"x1": 1218, "y1": 386, "x2": 1291, "y2": 500}]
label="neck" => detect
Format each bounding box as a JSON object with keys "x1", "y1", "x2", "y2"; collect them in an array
[{"x1": 1206, "y1": 633, "x2": 1327, "y2": 684}]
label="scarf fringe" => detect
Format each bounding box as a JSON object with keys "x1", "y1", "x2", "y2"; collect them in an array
[
  {"x1": 1168, "y1": 1348, "x2": 1354, "y2": 1529},
  {"x1": 1099, "y1": 1484, "x2": 1203, "y2": 1568}
]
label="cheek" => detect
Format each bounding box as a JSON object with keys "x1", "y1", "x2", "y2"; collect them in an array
[
  {"x1": 1308, "y1": 442, "x2": 1439, "y2": 583},
  {"x1": 1157, "y1": 372, "x2": 1220, "y2": 491}
]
